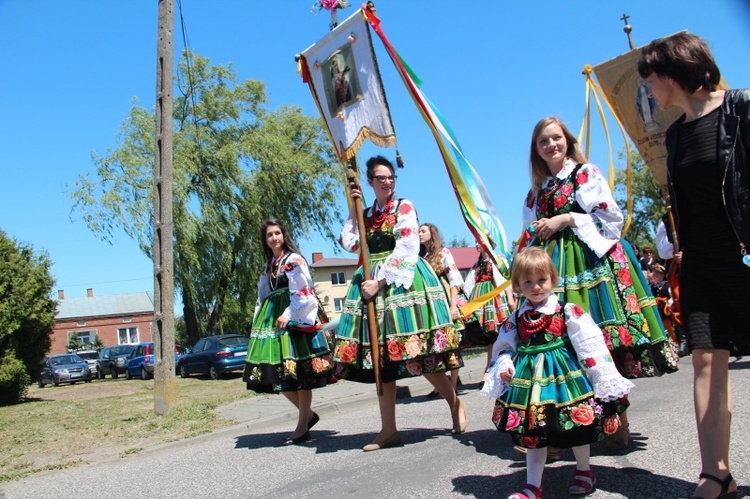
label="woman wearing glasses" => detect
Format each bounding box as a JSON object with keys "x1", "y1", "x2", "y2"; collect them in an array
[{"x1": 333, "y1": 155, "x2": 466, "y2": 451}]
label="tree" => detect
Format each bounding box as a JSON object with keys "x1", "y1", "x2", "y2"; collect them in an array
[
  {"x1": 0, "y1": 230, "x2": 56, "y2": 405},
  {"x1": 447, "y1": 235, "x2": 469, "y2": 248},
  {"x1": 71, "y1": 52, "x2": 342, "y2": 345},
  {"x1": 65, "y1": 337, "x2": 84, "y2": 352},
  {"x1": 613, "y1": 149, "x2": 666, "y2": 250}
]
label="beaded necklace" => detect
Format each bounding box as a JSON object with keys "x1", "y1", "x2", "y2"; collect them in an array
[
  {"x1": 369, "y1": 196, "x2": 394, "y2": 230},
  {"x1": 268, "y1": 251, "x2": 288, "y2": 291},
  {"x1": 519, "y1": 310, "x2": 552, "y2": 335}
]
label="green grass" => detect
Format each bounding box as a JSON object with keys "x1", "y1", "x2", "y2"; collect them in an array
[{"x1": 0, "y1": 376, "x2": 254, "y2": 482}]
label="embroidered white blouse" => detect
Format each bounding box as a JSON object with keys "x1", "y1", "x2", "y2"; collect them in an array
[
  {"x1": 522, "y1": 159, "x2": 624, "y2": 258},
  {"x1": 254, "y1": 252, "x2": 318, "y2": 326},
  {"x1": 425, "y1": 247, "x2": 464, "y2": 290},
  {"x1": 339, "y1": 194, "x2": 420, "y2": 289}
]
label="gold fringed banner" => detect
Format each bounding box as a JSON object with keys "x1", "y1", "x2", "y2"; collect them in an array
[
  {"x1": 590, "y1": 33, "x2": 687, "y2": 186},
  {"x1": 300, "y1": 10, "x2": 396, "y2": 161}
]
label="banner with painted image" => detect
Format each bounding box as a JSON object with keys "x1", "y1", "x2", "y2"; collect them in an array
[
  {"x1": 300, "y1": 10, "x2": 396, "y2": 160},
  {"x1": 592, "y1": 34, "x2": 686, "y2": 185}
]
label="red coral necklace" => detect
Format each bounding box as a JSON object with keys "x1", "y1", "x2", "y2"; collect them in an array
[
  {"x1": 370, "y1": 196, "x2": 394, "y2": 229},
  {"x1": 520, "y1": 310, "x2": 552, "y2": 335}
]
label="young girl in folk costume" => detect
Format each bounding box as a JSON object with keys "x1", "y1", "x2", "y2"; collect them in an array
[
  {"x1": 333, "y1": 156, "x2": 466, "y2": 451},
  {"x1": 463, "y1": 241, "x2": 516, "y2": 380},
  {"x1": 243, "y1": 218, "x2": 333, "y2": 446},
  {"x1": 522, "y1": 116, "x2": 678, "y2": 449},
  {"x1": 419, "y1": 222, "x2": 476, "y2": 396},
  {"x1": 483, "y1": 247, "x2": 633, "y2": 499}
]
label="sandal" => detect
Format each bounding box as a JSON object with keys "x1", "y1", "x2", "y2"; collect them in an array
[
  {"x1": 508, "y1": 483, "x2": 542, "y2": 499},
  {"x1": 568, "y1": 469, "x2": 596, "y2": 495},
  {"x1": 692, "y1": 472, "x2": 738, "y2": 499}
]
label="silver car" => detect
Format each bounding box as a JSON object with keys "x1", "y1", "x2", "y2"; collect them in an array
[{"x1": 38, "y1": 354, "x2": 92, "y2": 387}]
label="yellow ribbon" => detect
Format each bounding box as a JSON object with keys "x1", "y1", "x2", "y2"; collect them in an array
[
  {"x1": 458, "y1": 279, "x2": 512, "y2": 319},
  {"x1": 579, "y1": 65, "x2": 634, "y2": 236}
]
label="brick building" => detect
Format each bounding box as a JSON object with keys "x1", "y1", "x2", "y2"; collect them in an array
[{"x1": 51, "y1": 288, "x2": 155, "y2": 354}]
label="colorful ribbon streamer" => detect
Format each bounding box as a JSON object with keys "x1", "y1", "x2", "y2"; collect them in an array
[{"x1": 362, "y1": 7, "x2": 510, "y2": 278}]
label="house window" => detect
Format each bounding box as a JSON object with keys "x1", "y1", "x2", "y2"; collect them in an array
[
  {"x1": 122, "y1": 317, "x2": 132, "y2": 323},
  {"x1": 67, "y1": 330, "x2": 96, "y2": 346},
  {"x1": 118, "y1": 327, "x2": 139, "y2": 345},
  {"x1": 331, "y1": 272, "x2": 346, "y2": 285},
  {"x1": 76, "y1": 321, "x2": 86, "y2": 327},
  {"x1": 334, "y1": 298, "x2": 345, "y2": 312}
]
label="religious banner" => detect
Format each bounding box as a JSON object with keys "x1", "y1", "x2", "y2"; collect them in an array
[
  {"x1": 300, "y1": 10, "x2": 396, "y2": 161},
  {"x1": 591, "y1": 32, "x2": 686, "y2": 185}
]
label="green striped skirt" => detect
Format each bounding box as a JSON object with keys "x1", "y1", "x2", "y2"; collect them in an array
[
  {"x1": 243, "y1": 288, "x2": 333, "y2": 393},
  {"x1": 528, "y1": 230, "x2": 678, "y2": 378},
  {"x1": 333, "y1": 254, "x2": 463, "y2": 383},
  {"x1": 492, "y1": 335, "x2": 628, "y2": 449}
]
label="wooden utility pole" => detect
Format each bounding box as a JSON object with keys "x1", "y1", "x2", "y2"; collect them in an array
[{"x1": 153, "y1": 0, "x2": 176, "y2": 415}]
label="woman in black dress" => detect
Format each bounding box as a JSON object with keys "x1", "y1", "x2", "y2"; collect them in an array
[{"x1": 639, "y1": 32, "x2": 749, "y2": 499}]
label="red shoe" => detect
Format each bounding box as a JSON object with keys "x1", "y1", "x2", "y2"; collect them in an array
[
  {"x1": 508, "y1": 484, "x2": 542, "y2": 499},
  {"x1": 568, "y1": 469, "x2": 596, "y2": 495}
]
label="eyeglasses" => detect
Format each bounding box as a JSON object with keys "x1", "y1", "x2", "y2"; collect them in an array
[{"x1": 370, "y1": 174, "x2": 397, "y2": 183}]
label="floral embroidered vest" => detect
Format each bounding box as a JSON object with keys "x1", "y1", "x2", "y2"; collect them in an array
[
  {"x1": 474, "y1": 259, "x2": 493, "y2": 282},
  {"x1": 364, "y1": 199, "x2": 402, "y2": 254},
  {"x1": 535, "y1": 163, "x2": 585, "y2": 220}
]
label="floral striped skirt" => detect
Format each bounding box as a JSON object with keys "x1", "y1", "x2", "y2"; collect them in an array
[
  {"x1": 528, "y1": 230, "x2": 678, "y2": 378},
  {"x1": 492, "y1": 336, "x2": 628, "y2": 449},
  {"x1": 243, "y1": 288, "x2": 333, "y2": 393},
  {"x1": 333, "y1": 254, "x2": 463, "y2": 383}
]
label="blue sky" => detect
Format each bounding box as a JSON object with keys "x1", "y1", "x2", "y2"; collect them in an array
[{"x1": 1, "y1": 0, "x2": 749, "y2": 305}]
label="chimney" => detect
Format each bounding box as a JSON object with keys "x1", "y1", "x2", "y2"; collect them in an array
[
  {"x1": 87, "y1": 288, "x2": 94, "y2": 298},
  {"x1": 312, "y1": 252, "x2": 324, "y2": 263},
  {"x1": 58, "y1": 289, "x2": 65, "y2": 300}
]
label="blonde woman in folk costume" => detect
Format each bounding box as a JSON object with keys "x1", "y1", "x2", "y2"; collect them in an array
[
  {"x1": 521, "y1": 116, "x2": 678, "y2": 450},
  {"x1": 333, "y1": 155, "x2": 467, "y2": 451},
  {"x1": 243, "y1": 218, "x2": 333, "y2": 446}
]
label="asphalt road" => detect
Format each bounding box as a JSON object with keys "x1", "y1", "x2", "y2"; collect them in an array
[{"x1": 1, "y1": 355, "x2": 748, "y2": 499}]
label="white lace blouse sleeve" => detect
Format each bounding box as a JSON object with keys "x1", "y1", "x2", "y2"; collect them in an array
[
  {"x1": 564, "y1": 303, "x2": 634, "y2": 401},
  {"x1": 655, "y1": 220, "x2": 674, "y2": 260},
  {"x1": 481, "y1": 317, "x2": 519, "y2": 399},
  {"x1": 338, "y1": 214, "x2": 362, "y2": 253},
  {"x1": 253, "y1": 264, "x2": 271, "y2": 321},
  {"x1": 463, "y1": 267, "x2": 476, "y2": 297},
  {"x1": 569, "y1": 163, "x2": 624, "y2": 258},
  {"x1": 441, "y1": 248, "x2": 464, "y2": 289},
  {"x1": 376, "y1": 199, "x2": 419, "y2": 289},
  {"x1": 491, "y1": 262, "x2": 508, "y2": 287},
  {"x1": 279, "y1": 254, "x2": 319, "y2": 325},
  {"x1": 521, "y1": 189, "x2": 539, "y2": 228}
]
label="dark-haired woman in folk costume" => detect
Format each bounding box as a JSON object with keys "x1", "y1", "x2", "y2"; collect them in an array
[
  {"x1": 333, "y1": 155, "x2": 466, "y2": 452},
  {"x1": 243, "y1": 218, "x2": 333, "y2": 446}
]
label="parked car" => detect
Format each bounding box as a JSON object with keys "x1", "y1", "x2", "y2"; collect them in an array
[
  {"x1": 125, "y1": 342, "x2": 181, "y2": 380},
  {"x1": 177, "y1": 334, "x2": 249, "y2": 380},
  {"x1": 75, "y1": 350, "x2": 99, "y2": 376},
  {"x1": 38, "y1": 354, "x2": 92, "y2": 387},
  {"x1": 97, "y1": 344, "x2": 137, "y2": 379}
]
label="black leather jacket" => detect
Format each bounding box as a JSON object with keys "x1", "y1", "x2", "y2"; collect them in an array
[{"x1": 666, "y1": 89, "x2": 750, "y2": 257}]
